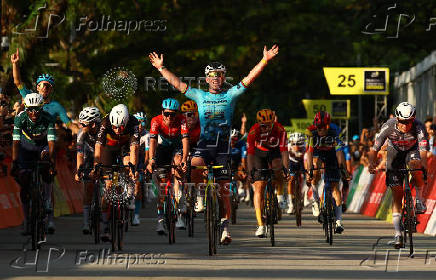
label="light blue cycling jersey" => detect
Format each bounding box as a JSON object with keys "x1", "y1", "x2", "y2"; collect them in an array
[
  {"x1": 184, "y1": 82, "x2": 247, "y2": 141},
  {"x1": 18, "y1": 84, "x2": 71, "y2": 124}
]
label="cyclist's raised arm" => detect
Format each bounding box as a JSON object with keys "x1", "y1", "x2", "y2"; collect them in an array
[
  {"x1": 241, "y1": 45, "x2": 279, "y2": 87},
  {"x1": 148, "y1": 52, "x2": 188, "y2": 93},
  {"x1": 11, "y1": 48, "x2": 23, "y2": 87}
]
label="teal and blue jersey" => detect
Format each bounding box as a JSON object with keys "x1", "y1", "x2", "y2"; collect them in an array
[
  {"x1": 18, "y1": 84, "x2": 71, "y2": 124},
  {"x1": 183, "y1": 82, "x2": 247, "y2": 141}
]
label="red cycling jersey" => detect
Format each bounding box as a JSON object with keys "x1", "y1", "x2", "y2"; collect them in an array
[
  {"x1": 246, "y1": 122, "x2": 288, "y2": 155},
  {"x1": 149, "y1": 114, "x2": 189, "y2": 145},
  {"x1": 188, "y1": 122, "x2": 201, "y2": 147}
]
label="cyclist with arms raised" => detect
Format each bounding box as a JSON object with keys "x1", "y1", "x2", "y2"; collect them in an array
[
  {"x1": 369, "y1": 102, "x2": 428, "y2": 248},
  {"x1": 11, "y1": 93, "x2": 56, "y2": 235},
  {"x1": 148, "y1": 44, "x2": 279, "y2": 244},
  {"x1": 247, "y1": 109, "x2": 289, "y2": 237}
]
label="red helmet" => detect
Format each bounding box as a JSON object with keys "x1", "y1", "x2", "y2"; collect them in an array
[{"x1": 313, "y1": 111, "x2": 331, "y2": 127}]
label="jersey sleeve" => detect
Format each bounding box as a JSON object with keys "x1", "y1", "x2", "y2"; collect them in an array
[
  {"x1": 144, "y1": 133, "x2": 150, "y2": 151},
  {"x1": 227, "y1": 82, "x2": 247, "y2": 99},
  {"x1": 129, "y1": 118, "x2": 140, "y2": 146},
  {"x1": 305, "y1": 129, "x2": 314, "y2": 152},
  {"x1": 373, "y1": 121, "x2": 390, "y2": 151},
  {"x1": 96, "y1": 119, "x2": 108, "y2": 145},
  {"x1": 183, "y1": 86, "x2": 203, "y2": 102},
  {"x1": 149, "y1": 117, "x2": 159, "y2": 139},
  {"x1": 47, "y1": 120, "x2": 56, "y2": 141},
  {"x1": 12, "y1": 114, "x2": 23, "y2": 141},
  {"x1": 54, "y1": 101, "x2": 71, "y2": 124},
  {"x1": 246, "y1": 126, "x2": 257, "y2": 155},
  {"x1": 180, "y1": 117, "x2": 189, "y2": 138},
  {"x1": 17, "y1": 84, "x2": 31, "y2": 98},
  {"x1": 76, "y1": 129, "x2": 85, "y2": 154},
  {"x1": 417, "y1": 122, "x2": 430, "y2": 151}
]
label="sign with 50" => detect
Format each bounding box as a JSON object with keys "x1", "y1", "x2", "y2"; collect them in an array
[{"x1": 302, "y1": 99, "x2": 350, "y2": 120}]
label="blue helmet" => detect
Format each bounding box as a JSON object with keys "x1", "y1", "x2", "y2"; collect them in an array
[
  {"x1": 36, "y1": 74, "x2": 55, "y2": 86},
  {"x1": 162, "y1": 98, "x2": 180, "y2": 111},
  {"x1": 352, "y1": 134, "x2": 359, "y2": 141}
]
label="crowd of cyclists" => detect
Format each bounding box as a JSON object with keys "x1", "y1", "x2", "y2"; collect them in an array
[{"x1": 1, "y1": 44, "x2": 435, "y2": 251}]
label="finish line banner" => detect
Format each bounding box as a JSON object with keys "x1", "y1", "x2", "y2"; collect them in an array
[{"x1": 323, "y1": 67, "x2": 389, "y2": 95}]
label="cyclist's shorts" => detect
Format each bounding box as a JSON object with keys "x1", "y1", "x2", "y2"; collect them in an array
[
  {"x1": 193, "y1": 138, "x2": 230, "y2": 181},
  {"x1": 155, "y1": 144, "x2": 182, "y2": 167},
  {"x1": 289, "y1": 159, "x2": 304, "y2": 177},
  {"x1": 386, "y1": 145, "x2": 420, "y2": 188},
  {"x1": 315, "y1": 150, "x2": 340, "y2": 182},
  {"x1": 253, "y1": 147, "x2": 281, "y2": 181},
  {"x1": 100, "y1": 144, "x2": 130, "y2": 166},
  {"x1": 17, "y1": 143, "x2": 51, "y2": 184}
]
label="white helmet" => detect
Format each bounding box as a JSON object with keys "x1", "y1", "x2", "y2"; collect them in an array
[
  {"x1": 395, "y1": 102, "x2": 416, "y2": 120},
  {"x1": 24, "y1": 93, "x2": 44, "y2": 107},
  {"x1": 231, "y1": 128, "x2": 239, "y2": 138},
  {"x1": 204, "y1": 62, "x2": 226, "y2": 75},
  {"x1": 79, "y1": 106, "x2": 101, "y2": 123},
  {"x1": 289, "y1": 132, "x2": 306, "y2": 146},
  {"x1": 109, "y1": 104, "x2": 129, "y2": 127}
]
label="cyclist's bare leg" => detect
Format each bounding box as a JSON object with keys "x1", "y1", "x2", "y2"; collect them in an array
[
  {"x1": 409, "y1": 159, "x2": 425, "y2": 199},
  {"x1": 218, "y1": 179, "x2": 231, "y2": 220},
  {"x1": 331, "y1": 182, "x2": 343, "y2": 223},
  {"x1": 191, "y1": 156, "x2": 207, "y2": 210},
  {"x1": 271, "y1": 158, "x2": 284, "y2": 200},
  {"x1": 173, "y1": 153, "x2": 183, "y2": 204},
  {"x1": 253, "y1": 180, "x2": 267, "y2": 226},
  {"x1": 391, "y1": 185, "x2": 403, "y2": 237},
  {"x1": 312, "y1": 157, "x2": 321, "y2": 201}
]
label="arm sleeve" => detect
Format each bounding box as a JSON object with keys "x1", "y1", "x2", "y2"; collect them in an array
[
  {"x1": 56, "y1": 102, "x2": 71, "y2": 124},
  {"x1": 149, "y1": 117, "x2": 159, "y2": 139},
  {"x1": 96, "y1": 121, "x2": 107, "y2": 145},
  {"x1": 144, "y1": 133, "x2": 150, "y2": 151},
  {"x1": 246, "y1": 128, "x2": 256, "y2": 155},
  {"x1": 184, "y1": 86, "x2": 202, "y2": 102},
  {"x1": 76, "y1": 129, "x2": 85, "y2": 154},
  {"x1": 47, "y1": 120, "x2": 56, "y2": 142},
  {"x1": 372, "y1": 122, "x2": 390, "y2": 152},
  {"x1": 417, "y1": 123, "x2": 430, "y2": 151},
  {"x1": 227, "y1": 82, "x2": 247, "y2": 99},
  {"x1": 12, "y1": 115, "x2": 22, "y2": 141},
  {"x1": 305, "y1": 129, "x2": 314, "y2": 153},
  {"x1": 278, "y1": 125, "x2": 288, "y2": 152},
  {"x1": 130, "y1": 120, "x2": 140, "y2": 146},
  {"x1": 17, "y1": 84, "x2": 31, "y2": 98}
]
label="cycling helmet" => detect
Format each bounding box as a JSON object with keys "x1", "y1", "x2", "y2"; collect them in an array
[
  {"x1": 36, "y1": 74, "x2": 55, "y2": 86},
  {"x1": 181, "y1": 100, "x2": 198, "y2": 112},
  {"x1": 313, "y1": 111, "x2": 331, "y2": 127},
  {"x1": 133, "y1": 112, "x2": 147, "y2": 122},
  {"x1": 204, "y1": 62, "x2": 226, "y2": 75},
  {"x1": 79, "y1": 106, "x2": 101, "y2": 123},
  {"x1": 231, "y1": 129, "x2": 239, "y2": 138},
  {"x1": 352, "y1": 134, "x2": 359, "y2": 141},
  {"x1": 109, "y1": 104, "x2": 129, "y2": 127},
  {"x1": 256, "y1": 109, "x2": 275, "y2": 124},
  {"x1": 289, "y1": 132, "x2": 306, "y2": 146},
  {"x1": 24, "y1": 93, "x2": 44, "y2": 107},
  {"x1": 162, "y1": 98, "x2": 180, "y2": 111},
  {"x1": 395, "y1": 102, "x2": 416, "y2": 120}
]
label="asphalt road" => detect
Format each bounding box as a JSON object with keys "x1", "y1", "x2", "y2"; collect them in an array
[{"x1": 1, "y1": 201, "x2": 436, "y2": 279}]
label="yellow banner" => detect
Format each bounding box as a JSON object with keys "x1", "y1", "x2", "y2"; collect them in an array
[
  {"x1": 287, "y1": 119, "x2": 313, "y2": 133},
  {"x1": 323, "y1": 67, "x2": 389, "y2": 95},
  {"x1": 302, "y1": 99, "x2": 350, "y2": 119}
]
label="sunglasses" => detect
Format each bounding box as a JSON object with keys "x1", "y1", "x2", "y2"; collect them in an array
[
  {"x1": 398, "y1": 119, "x2": 413, "y2": 125},
  {"x1": 80, "y1": 122, "x2": 90, "y2": 127},
  {"x1": 163, "y1": 111, "x2": 177, "y2": 118},
  {"x1": 112, "y1": 125, "x2": 125, "y2": 130},
  {"x1": 39, "y1": 82, "x2": 53, "y2": 88},
  {"x1": 316, "y1": 124, "x2": 328, "y2": 130},
  {"x1": 26, "y1": 107, "x2": 42, "y2": 113},
  {"x1": 207, "y1": 71, "x2": 224, "y2": 78},
  {"x1": 260, "y1": 123, "x2": 272, "y2": 129},
  {"x1": 184, "y1": 112, "x2": 196, "y2": 118}
]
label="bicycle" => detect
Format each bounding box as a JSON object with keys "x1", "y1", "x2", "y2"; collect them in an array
[
  {"x1": 383, "y1": 167, "x2": 426, "y2": 257},
  {"x1": 229, "y1": 169, "x2": 239, "y2": 225},
  {"x1": 192, "y1": 164, "x2": 224, "y2": 255},
  {"x1": 96, "y1": 161, "x2": 135, "y2": 251},
  {"x1": 289, "y1": 164, "x2": 305, "y2": 227},
  {"x1": 14, "y1": 160, "x2": 53, "y2": 250},
  {"x1": 153, "y1": 164, "x2": 180, "y2": 244},
  {"x1": 251, "y1": 167, "x2": 282, "y2": 247},
  {"x1": 78, "y1": 165, "x2": 102, "y2": 244},
  {"x1": 184, "y1": 159, "x2": 196, "y2": 237}
]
